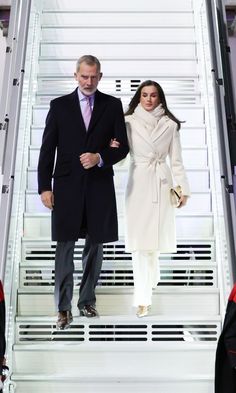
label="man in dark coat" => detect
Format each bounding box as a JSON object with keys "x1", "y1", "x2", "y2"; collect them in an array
[
  {"x1": 215, "y1": 283, "x2": 236, "y2": 393},
  {"x1": 0, "y1": 280, "x2": 6, "y2": 392},
  {"x1": 38, "y1": 55, "x2": 129, "y2": 329}
]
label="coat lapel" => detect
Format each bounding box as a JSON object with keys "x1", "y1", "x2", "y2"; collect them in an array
[
  {"x1": 87, "y1": 90, "x2": 107, "y2": 134},
  {"x1": 68, "y1": 88, "x2": 107, "y2": 134},
  {"x1": 131, "y1": 114, "x2": 170, "y2": 148},
  {"x1": 69, "y1": 88, "x2": 87, "y2": 132},
  {"x1": 151, "y1": 116, "x2": 170, "y2": 143},
  {"x1": 131, "y1": 115, "x2": 155, "y2": 148}
]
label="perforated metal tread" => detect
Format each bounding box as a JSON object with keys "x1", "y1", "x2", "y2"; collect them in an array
[
  {"x1": 20, "y1": 239, "x2": 216, "y2": 288},
  {"x1": 22, "y1": 238, "x2": 215, "y2": 262},
  {"x1": 15, "y1": 315, "x2": 221, "y2": 344}
]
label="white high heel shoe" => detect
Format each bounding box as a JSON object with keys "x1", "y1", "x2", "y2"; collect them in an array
[{"x1": 136, "y1": 305, "x2": 149, "y2": 318}]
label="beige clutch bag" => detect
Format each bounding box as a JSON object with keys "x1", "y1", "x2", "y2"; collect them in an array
[{"x1": 170, "y1": 185, "x2": 182, "y2": 207}]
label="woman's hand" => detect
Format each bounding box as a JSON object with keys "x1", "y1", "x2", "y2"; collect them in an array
[
  {"x1": 110, "y1": 138, "x2": 120, "y2": 148},
  {"x1": 177, "y1": 195, "x2": 188, "y2": 208}
]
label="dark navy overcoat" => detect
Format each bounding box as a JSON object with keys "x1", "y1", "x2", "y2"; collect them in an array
[
  {"x1": 0, "y1": 281, "x2": 5, "y2": 376},
  {"x1": 215, "y1": 284, "x2": 236, "y2": 393},
  {"x1": 38, "y1": 88, "x2": 129, "y2": 242}
]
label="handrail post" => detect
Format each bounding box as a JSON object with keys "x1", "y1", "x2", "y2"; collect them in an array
[
  {"x1": 205, "y1": 0, "x2": 236, "y2": 283},
  {"x1": 0, "y1": 0, "x2": 32, "y2": 281}
]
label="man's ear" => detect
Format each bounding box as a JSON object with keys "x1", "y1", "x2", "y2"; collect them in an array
[{"x1": 99, "y1": 72, "x2": 103, "y2": 81}]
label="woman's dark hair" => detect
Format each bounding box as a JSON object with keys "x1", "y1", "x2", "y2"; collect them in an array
[{"x1": 125, "y1": 80, "x2": 183, "y2": 130}]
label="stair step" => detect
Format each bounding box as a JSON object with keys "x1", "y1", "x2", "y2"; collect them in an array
[
  {"x1": 43, "y1": 0, "x2": 193, "y2": 12},
  {"x1": 37, "y1": 77, "x2": 200, "y2": 97},
  {"x1": 20, "y1": 238, "x2": 217, "y2": 288},
  {"x1": 21, "y1": 238, "x2": 215, "y2": 260},
  {"x1": 23, "y1": 212, "x2": 214, "y2": 238},
  {"x1": 28, "y1": 145, "x2": 208, "y2": 168},
  {"x1": 19, "y1": 261, "x2": 217, "y2": 288},
  {"x1": 38, "y1": 58, "x2": 197, "y2": 77},
  {"x1": 9, "y1": 374, "x2": 214, "y2": 393},
  {"x1": 40, "y1": 42, "x2": 196, "y2": 59},
  {"x1": 17, "y1": 288, "x2": 220, "y2": 316},
  {"x1": 32, "y1": 105, "x2": 205, "y2": 126},
  {"x1": 30, "y1": 124, "x2": 206, "y2": 147},
  {"x1": 27, "y1": 166, "x2": 210, "y2": 192},
  {"x1": 15, "y1": 315, "x2": 221, "y2": 344},
  {"x1": 42, "y1": 10, "x2": 194, "y2": 28},
  {"x1": 36, "y1": 91, "x2": 201, "y2": 106},
  {"x1": 25, "y1": 190, "x2": 212, "y2": 214},
  {"x1": 12, "y1": 341, "x2": 216, "y2": 376},
  {"x1": 41, "y1": 27, "x2": 195, "y2": 45}
]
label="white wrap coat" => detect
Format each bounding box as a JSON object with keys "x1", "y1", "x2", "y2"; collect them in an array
[{"x1": 124, "y1": 105, "x2": 190, "y2": 253}]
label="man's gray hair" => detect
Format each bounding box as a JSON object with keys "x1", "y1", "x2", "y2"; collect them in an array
[{"x1": 76, "y1": 55, "x2": 101, "y2": 73}]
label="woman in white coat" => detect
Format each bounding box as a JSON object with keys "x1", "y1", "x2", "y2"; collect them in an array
[{"x1": 122, "y1": 80, "x2": 190, "y2": 317}]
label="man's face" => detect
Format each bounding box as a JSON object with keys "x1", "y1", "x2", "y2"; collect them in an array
[{"x1": 74, "y1": 62, "x2": 102, "y2": 96}]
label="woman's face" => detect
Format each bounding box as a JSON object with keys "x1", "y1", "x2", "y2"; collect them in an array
[{"x1": 140, "y1": 85, "x2": 160, "y2": 112}]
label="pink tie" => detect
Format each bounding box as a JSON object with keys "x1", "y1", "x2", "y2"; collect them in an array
[{"x1": 82, "y1": 96, "x2": 92, "y2": 130}]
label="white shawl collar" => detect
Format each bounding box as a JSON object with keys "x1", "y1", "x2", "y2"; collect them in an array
[{"x1": 131, "y1": 103, "x2": 170, "y2": 144}]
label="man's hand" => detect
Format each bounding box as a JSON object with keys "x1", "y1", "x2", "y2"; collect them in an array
[
  {"x1": 41, "y1": 191, "x2": 54, "y2": 210},
  {"x1": 110, "y1": 138, "x2": 120, "y2": 148},
  {"x1": 80, "y1": 153, "x2": 100, "y2": 169}
]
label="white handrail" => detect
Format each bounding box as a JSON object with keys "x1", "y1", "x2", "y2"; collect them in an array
[
  {"x1": 193, "y1": 0, "x2": 236, "y2": 312},
  {"x1": 0, "y1": 0, "x2": 32, "y2": 281},
  {"x1": 0, "y1": 0, "x2": 42, "y2": 385}
]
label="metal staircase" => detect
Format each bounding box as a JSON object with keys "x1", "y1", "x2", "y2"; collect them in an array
[{"x1": 1, "y1": 0, "x2": 232, "y2": 391}]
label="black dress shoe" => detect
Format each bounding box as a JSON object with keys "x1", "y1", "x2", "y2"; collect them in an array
[
  {"x1": 79, "y1": 305, "x2": 99, "y2": 318},
  {"x1": 56, "y1": 311, "x2": 73, "y2": 330}
]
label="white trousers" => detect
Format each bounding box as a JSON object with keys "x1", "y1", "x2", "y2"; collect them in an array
[{"x1": 132, "y1": 250, "x2": 160, "y2": 307}]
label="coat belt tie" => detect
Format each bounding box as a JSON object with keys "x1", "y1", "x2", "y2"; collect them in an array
[{"x1": 130, "y1": 155, "x2": 167, "y2": 203}]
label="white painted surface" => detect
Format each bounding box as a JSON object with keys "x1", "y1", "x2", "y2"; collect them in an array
[
  {"x1": 0, "y1": 29, "x2": 6, "y2": 103},
  {"x1": 17, "y1": 289, "x2": 220, "y2": 316},
  {"x1": 13, "y1": 342, "x2": 216, "y2": 376},
  {"x1": 229, "y1": 36, "x2": 236, "y2": 106},
  {"x1": 8, "y1": 377, "x2": 215, "y2": 393},
  {"x1": 0, "y1": 166, "x2": 2, "y2": 206}
]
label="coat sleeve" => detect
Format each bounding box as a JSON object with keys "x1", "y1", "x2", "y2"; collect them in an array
[
  {"x1": 168, "y1": 125, "x2": 191, "y2": 196},
  {"x1": 37, "y1": 101, "x2": 58, "y2": 194},
  {"x1": 98, "y1": 99, "x2": 129, "y2": 167},
  {"x1": 223, "y1": 301, "x2": 236, "y2": 369},
  {"x1": 0, "y1": 281, "x2": 6, "y2": 375}
]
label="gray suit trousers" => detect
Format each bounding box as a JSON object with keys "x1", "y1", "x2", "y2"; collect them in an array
[{"x1": 54, "y1": 236, "x2": 103, "y2": 311}]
